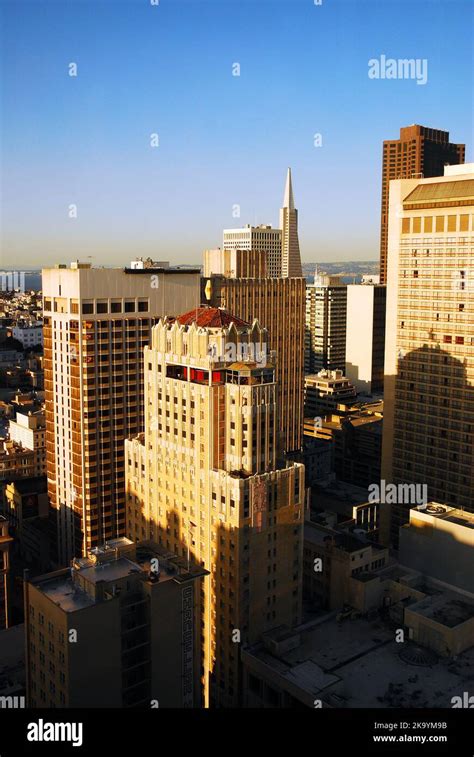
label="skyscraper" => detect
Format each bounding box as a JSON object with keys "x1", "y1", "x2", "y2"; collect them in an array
[
  {"x1": 305, "y1": 273, "x2": 347, "y2": 374},
  {"x1": 379, "y1": 125, "x2": 465, "y2": 285},
  {"x1": 125, "y1": 307, "x2": 304, "y2": 707},
  {"x1": 222, "y1": 225, "x2": 281, "y2": 277},
  {"x1": 43, "y1": 260, "x2": 200, "y2": 564},
  {"x1": 345, "y1": 284, "x2": 386, "y2": 394},
  {"x1": 381, "y1": 163, "x2": 474, "y2": 547},
  {"x1": 203, "y1": 249, "x2": 305, "y2": 454},
  {"x1": 280, "y1": 168, "x2": 303, "y2": 278}
]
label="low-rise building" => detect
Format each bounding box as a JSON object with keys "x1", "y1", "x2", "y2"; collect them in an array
[
  {"x1": 11, "y1": 323, "x2": 43, "y2": 348},
  {"x1": 25, "y1": 538, "x2": 208, "y2": 708},
  {"x1": 9, "y1": 410, "x2": 46, "y2": 477},
  {"x1": 399, "y1": 504, "x2": 474, "y2": 595},
  {"x1": 0, "y1": 440, "x2": 36, "y2": 482},
  {"x1": 303, "y1": 515, "x2": 388, "y2": 610},
  {"x1": 304, "y1": 370, "x2": 357, "y2": 417}
]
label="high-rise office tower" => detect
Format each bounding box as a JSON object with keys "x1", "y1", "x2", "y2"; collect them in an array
[
  {"x1": 42, "y1": 260, "x2": 200, "y2": 564},
  {"x1": 203, "y1": 251, "x2": 305, "y2": 454},
  {"x1": 380, "y1": 125, "x2": 465, "y2": 285},
  {"x1": 203, "y1": 248, "x2": 266, "y2": 279},
  {"x1": 305, "y1": 272, "x2": 347, "y2": 374},
  {"x1": 280, "y1": 167, "x2": 303, "y2": 277},
  {"x1": 222, "y1": 225, "x2": 282, "y2": 277},
  {"x1": 345, "y1": 284, "x2": 386, "y2": 394},
  {"x1": 24, "y1": 538, "x2": 207, "y2": 707},
  {"x1": 381, "y1": 164, "x2": 474, "y2": 547},
  {"x1": 0, "y1": 516, "x2": 13, "y2": 630},
  {"x1": 125, "y1": 307, "x2": 304, "y2": 707}
]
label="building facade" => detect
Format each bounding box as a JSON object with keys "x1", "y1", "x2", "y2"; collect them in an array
[
  {"x1": 305, "y1": 274, "x2": 347, "y2": 374},
  {"x1": 381, "y1": 164, "x2": 474, "y2": 546},
  {"x1": 9, "y1": 410, "x2": 46, "y2": 477},
  {"x1": 204, "y1": 269, "x2": 305, "y2": 454},
  {"x1": 345, "y1": 284, "x2": 386, "y2": 394},
  {"x1": 42, "y1": 261, "x2": 200, "y2": 564},
  {"x1": 24, "y1": 538, "x2": 206, "y2": 708},
  {"x1": 380, "y1": 124, "x2": 465, "y2": 284},
  {"x1": 0, "y1": 516, "x2": 13, "y2": 630},
  {"x1": 125, "y1": 307, "x2": 304, "y2": 707},
  {"x1": 222, "y1": 225, "x2": 281, "y2": 277}
]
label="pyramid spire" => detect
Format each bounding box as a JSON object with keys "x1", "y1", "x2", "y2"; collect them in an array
[
  {"x1": 279, "y1": 167, "x2": 302, "y2": 277},
  {"x1": 283, "y1": 167, "x2": 295, "y2": 210}
]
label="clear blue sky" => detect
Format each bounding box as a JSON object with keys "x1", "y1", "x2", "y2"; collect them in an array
[{"x1": 1, "y1": 0, "x2": 472, "y2": 268}]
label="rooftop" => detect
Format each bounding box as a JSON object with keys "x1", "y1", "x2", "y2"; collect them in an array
[
  {"x1": 31, "y1": 539, "x2": 208, "y2": 612},
  {"x1": 176, "y1": 306, "x2": 250, "y2": 329},
  {"x1": 245, "y1": 614, "x2": 474, "y2": 707},
  {"x1": 412, "y1": 503, "x2": 474, "y2": 529},
  {"x1": 404, "y1": 178, "x2": 474, "y2": 206}
]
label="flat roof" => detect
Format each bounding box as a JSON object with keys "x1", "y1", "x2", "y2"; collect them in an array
[
  {"x1": 409, "y1": 595, "x2": 474, "y2": 628},
  {"x1": 245, "y1": 615, "x2": 474, "y2": 707}
]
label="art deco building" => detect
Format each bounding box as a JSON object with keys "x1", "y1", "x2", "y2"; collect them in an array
[
  {"x1": 381, "y1": 164, "x2": 474, "y2": 547},
  {"x1": 203, "y1": 253, "x2": 305, "y2": 454},
  {"x1": 305, "y1": 273, "x2": 347, "y2": 374},
  {"x1": 280, "y1": 167, "x2": 303, "y2": 278},
  {"x1": 380, "y1": 125, "x2": 465, "y2": 284},
  {"x1": 222, "y1": 225, "x2": 281, "y2": 277},
  {"x1": 24, "y1": 538, "x2": 206, "y2": 707},
  {"x1": 125, "y1": 307, "x2": 304, "y2": 707},
  {"x1": 42, "y1": 260, "x2": 200, "y2": 564},
  {"x1": 345, "y1": 284, "x2": 386, "y2": 394}
]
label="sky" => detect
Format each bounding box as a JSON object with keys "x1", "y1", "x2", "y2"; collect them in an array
[{"x1": 1, "y1": 0, "x2": 473, "y2": 268}]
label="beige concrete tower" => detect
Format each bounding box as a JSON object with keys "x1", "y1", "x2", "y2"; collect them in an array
[
  {"x1": 280, "y1": 168, "x2": 303, "y2": 278},
  {"x1": 126, "y1": 307, "x2": 304, "y2": 707},
  {"x1": 381, "y1": 164, "x2": 474, "y2": 547},
  {"x1": 42, "y1": 261, "x2": 200, "y2": 564},
  {"x1": 222, "y1": 226, "x2": 282, "y2": 277}
]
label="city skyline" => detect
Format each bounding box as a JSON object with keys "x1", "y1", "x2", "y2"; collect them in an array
[{"x1": 1, "y1": 0, "x2": 472, "y2": 268}]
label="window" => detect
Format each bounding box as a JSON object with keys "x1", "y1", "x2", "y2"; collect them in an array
[
  {"x1": 412, "y1": 217, "x2": 421, "y2": 233},
  {"x1": 423, "y1": 216, "x2": 432, "y2": 233},
  {"x1": 97, "y1": 301, "x2": 108, "y2": 314},
  {"x1": 124, "y1": 301, "x2": 135, "y2": 313},
  {"x1": 435, "y1": 216, "x2": 445, "y2": 232},
  {"x1": 111, "y1": 301, "x2": 121, "y2": 313},
  {"x1": 82, "y1": 303, "x2": 94, "y2": 314},
  {"x1": 447, "y1": 215, "x2": 457, "y2": 232}
]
